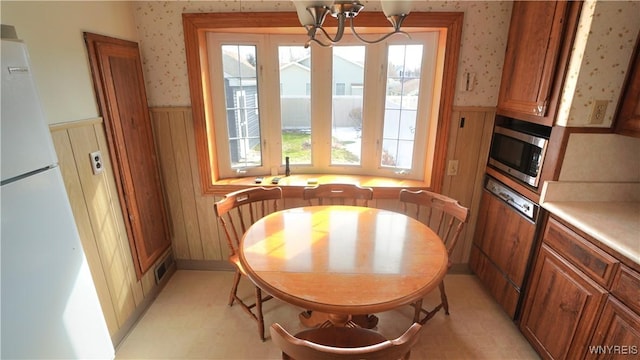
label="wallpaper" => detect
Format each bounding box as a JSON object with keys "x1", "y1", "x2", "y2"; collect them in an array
[
  {"x1": 557, "y1": 0, "x2": 640, "y2": 127},
  {"x1": 132, "y1": 1, "x2": 513, "y2": 107}
]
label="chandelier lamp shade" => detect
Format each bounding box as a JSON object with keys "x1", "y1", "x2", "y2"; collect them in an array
[{"x1": 293, "y1": 1, "x2": 412, "y2": 47}]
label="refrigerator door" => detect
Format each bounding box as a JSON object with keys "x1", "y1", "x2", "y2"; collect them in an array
[
  {"x1": 1, "y1": 167, "x2": 114, "y2": 359},
  {"x1": 1, "y1": 39, "x2": 58, "y2": 182}
]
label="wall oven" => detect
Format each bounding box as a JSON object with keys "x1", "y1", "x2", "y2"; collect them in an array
[{"x1": 488, "y1": 121, "x2": 551, "y2": 187}]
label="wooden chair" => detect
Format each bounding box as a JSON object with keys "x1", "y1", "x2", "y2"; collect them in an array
[
  {"x1": 303, "y1": 183, "x2": 374, "y2": 207},
  {"x1": 270, "y1": 323, "x2": 422, "y2": 360},
  {"x1": 398, "y1": 189, "x2": 470, "y2": 324},
  {"x1": 214, "y1": 186, "x2": 283, "y2": 341}
]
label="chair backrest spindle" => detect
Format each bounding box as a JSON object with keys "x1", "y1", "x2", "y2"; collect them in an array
[
  {"x1": 214, "y1": 187, "x2": 283, "y2": 257},
  {"x1": 399, "y1": 189, "x2": 469, "y2": 259}
]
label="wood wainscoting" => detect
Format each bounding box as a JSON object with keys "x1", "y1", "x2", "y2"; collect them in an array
[
  {"x1": 150, "y1": 106, "x2": 494, "y2": 267},
  {"x1": 444, "y1": 107, "x2": 495, "y2": 265},
  {"x1": 50, "y1": 118, "x2": 173, "y2": 346}
]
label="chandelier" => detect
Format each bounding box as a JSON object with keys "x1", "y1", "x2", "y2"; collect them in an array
[{"x1": 294, "y1": 1, "x2": 412, "y2": 47}]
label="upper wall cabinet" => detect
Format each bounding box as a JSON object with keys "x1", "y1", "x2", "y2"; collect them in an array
[
  {"x1": 497, "y1": 1, "x2": 580, "y2": 126},
  {"x1": 614, "y1": 34, "x2": 640, "y2": 138}
]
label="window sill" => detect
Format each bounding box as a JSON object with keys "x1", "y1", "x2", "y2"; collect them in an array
[{"x1": 210, "y1": 174, "x2": 430, "y2": 199}]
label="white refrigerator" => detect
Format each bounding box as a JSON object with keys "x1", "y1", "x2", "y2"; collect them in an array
[{"x1": 1, "y1": 37, "x2": 114, "y2": 359}]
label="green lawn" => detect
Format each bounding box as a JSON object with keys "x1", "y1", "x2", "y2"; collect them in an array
[{"x1": 282, "y1": 132, "x2": 359, "y2": 164}]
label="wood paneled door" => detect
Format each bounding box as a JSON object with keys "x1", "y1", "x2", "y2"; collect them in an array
[{"x1": 84, "y1": 33, "x2": 170, "y2": 278}]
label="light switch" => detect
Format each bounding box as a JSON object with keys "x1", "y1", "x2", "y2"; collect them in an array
[{"x1": 447, "y1": 160, "x2": 459, "y2": 176}]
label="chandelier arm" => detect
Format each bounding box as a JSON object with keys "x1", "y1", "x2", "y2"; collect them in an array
[
  {"x1": 305, "y1": 35, "x2": 333, "y2": 48},
  {"x1": 349, "y1": 18, "x2": 411, "y2": 44},
  {"x1": 304, "y1": 25, "x2": 333, "y2": 48},
  {"x1": 313, "y1": 13, "x2": 347, "y2": 44},
  {"x1": 316, "y1": 26, "x2": 339, "y2": 44}
]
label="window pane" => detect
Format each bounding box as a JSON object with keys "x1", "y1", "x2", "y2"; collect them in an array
[
  {"x1": 279, "y1": 46, "x2": 311, "y2": 165},
  {"x1": 381, "y1": 139, "x2": 398, "y2": 167},
  {"x1": 221, "y1": 45, "x2": 262, "y2": 168},
  {"x1": 332, "y1": 46, "x2": 364, "y2": 166},
  {"x1": 381, "y1": 44, "x2": 423, "y2": 169}
]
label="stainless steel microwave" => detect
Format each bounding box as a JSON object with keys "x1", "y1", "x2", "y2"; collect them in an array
[{"x1": 488, "y1": 125, "x2": 549, "y2": 187}]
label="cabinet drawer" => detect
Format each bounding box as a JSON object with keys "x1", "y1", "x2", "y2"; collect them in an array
[
  {"x1": 544, "y1": 218, "x2": 618, "y2": 288},
  {"x1": 611, "y1": 265, "x2": 640, "y2": 315}
]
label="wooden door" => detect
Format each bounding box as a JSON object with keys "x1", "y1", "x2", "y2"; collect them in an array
[
  {"x1": 520, "y1": 244, "x2": 608, "y2": 360},
  {"x1": 84, "y1": 33, "x2": 170, "y2": 278},
  {"x1": 497, "y1": 1, "x2": 569, "y2": 124}
]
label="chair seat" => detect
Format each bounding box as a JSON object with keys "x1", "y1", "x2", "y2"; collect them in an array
[{"x1": 229, "y1": 253, "x2": 247, "y2": 275}]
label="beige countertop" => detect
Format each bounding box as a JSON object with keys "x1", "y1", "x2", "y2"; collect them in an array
[{"x1": 540, "y1": 182, "x2": 640, "y2": 265}]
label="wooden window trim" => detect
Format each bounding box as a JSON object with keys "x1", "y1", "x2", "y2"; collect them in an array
[{"x1": 183, "y1": 12, "x2": 463, "y2": 195}]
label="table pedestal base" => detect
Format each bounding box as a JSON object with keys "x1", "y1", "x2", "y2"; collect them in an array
[{"x1": 299, "y1": 311, "x2": 379, "y2": 329}]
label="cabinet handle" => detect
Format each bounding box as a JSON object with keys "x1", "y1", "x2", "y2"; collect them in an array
[{"x1": 498, "y1": 191, "x2": 514, "y2": 203}]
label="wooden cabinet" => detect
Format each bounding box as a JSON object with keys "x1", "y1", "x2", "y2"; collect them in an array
[
  {"x1": 520, "y1": 242, "x2": 608, "y2": 359},
  {"x1": 520, "y1": 216, "x2": 640, "y2": 360},
  {"x1": 497, "y1": 1, "x2": 580, "y2": 126},
  {"x1": 587, "y1": 297, "x2": 640, "y2": 359},
  {"x1": 470, "y1": 184, "x2": 537, "y2": 318},
  {"x1": 614, "y1": 34, "x2": 640, "y2": 138},
  {"x1": 85, "y1": 33, "x2": 171, "y2": 277}
]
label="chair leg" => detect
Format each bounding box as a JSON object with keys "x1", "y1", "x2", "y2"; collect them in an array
[
  {"x1": 229, "y1": 270, "x2": 241, "y2": 306},
  {"x1": 413, "y1": 298, "x2": 423, "y2": 323},
  {"x1": 439, "y1": 281, "x2": 449, "y2": 315},
  {"x1": 256, "y1": 286, "x2": 266, "y2": 342}
]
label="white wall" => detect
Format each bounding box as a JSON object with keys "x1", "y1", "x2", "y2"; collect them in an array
[{"x1": 1, "y1": 1, "x2": 138, "y2": 124}]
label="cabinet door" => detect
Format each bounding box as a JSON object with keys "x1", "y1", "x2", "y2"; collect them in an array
[
  {"x1": 472, "y1": 190, "x2": 536, "y2": 287},
  {"x1": 497, "y1": 1, "x2": 568, "y2": 123},
  {"x1": 520, "y1": 244, "x2": 608, "y2": 360},
  {"x1": 587, "y1": 297, "x2": 640, "y2": 359},
  {"x1": 614, "y1": 35, "x2": 640, "y2": 138},
  {"x1": 85, "y1": 33, "x2": 171, "y2": 277}
]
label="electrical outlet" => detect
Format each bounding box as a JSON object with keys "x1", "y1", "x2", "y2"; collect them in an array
[
  {"x1": 90, "y1": 151, "x2": 104, "y2": 175},
  {"x1": 589, "y1": 100, "x2": 608, "y2": 124},
  {"x1": 447, "y1": 160, "x2": 459, "y2": 176}
]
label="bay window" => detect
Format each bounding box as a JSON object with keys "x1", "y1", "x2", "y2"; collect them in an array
[{"x1": 183, "y1": 12, "x2": 463, "y2": 193}]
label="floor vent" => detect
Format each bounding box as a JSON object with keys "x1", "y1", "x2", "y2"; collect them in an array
[{"x1": 154, "y1": 254, "x2": 173, "y2": 284}]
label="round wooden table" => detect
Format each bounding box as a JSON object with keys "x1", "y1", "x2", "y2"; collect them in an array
[{"x1": 239, "y1": 205, "x2": 448, "y2": 327}]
